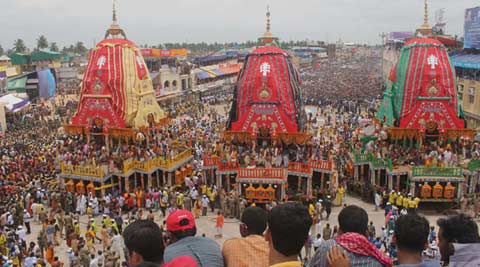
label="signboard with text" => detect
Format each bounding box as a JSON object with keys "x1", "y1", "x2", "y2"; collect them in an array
[{"x1": 465, "y1": 7, "x2": 480, "y2": 49}]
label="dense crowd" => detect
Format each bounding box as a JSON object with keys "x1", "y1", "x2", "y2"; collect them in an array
[
  {"x1": 1, "y1": 50, "x2": 480, "y2": 267},
  {"x1": 301, "y1": 56, "x2": 383, "y2": 103}
]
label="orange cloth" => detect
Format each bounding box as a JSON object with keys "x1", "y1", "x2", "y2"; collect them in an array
[
  {"x1": 46, "y1": 247, "x2": 54, "y2": 264},
  {"x1": 216, "y1": 215, "x2": 224, "y2": 228},
  {"x1": 222, "y1": 235, "x2": 269, "y2": 267}
]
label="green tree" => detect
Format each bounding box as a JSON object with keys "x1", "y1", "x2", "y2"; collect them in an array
[
  {"x1": 49, "y1": 42, "x2": 59, "y2": 52},
  {"x1": 37, "y1": 35, "x2": 49, "y2": 50},
  {"x1": 74, "y1": 42, "x2": 88, "y2": 56},
  {"x1": 0, "y1": 45, "x2": 4, "y2": 55},
  {"x1": 13, "y1": 39, "x2": 27, "y2": 53}
]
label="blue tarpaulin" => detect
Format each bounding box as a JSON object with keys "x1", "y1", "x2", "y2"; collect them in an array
[
  {"x1": 37, "y1": 69, "x2": 56, "y2": 99},
  {"x1": 196, "y1": 71, "x2": 212, "y2": 80},
  {"x1": 451, "y1": 54, "x2": 480, "y2": 70},
  {"x1": 211, "y1": 69, "x2": 225, "y2": 76}
]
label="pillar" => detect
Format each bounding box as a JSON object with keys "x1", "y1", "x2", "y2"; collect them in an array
[
  {"x1": 148, "y1": 174, "x2": 152, "y2": 189},
  {"x1": 409, "y1": 181, "x2": 415, "y2": 196},
  {"x1": 226, "y1": 175, "x2": 231, "y2": 192},
  {"x1": 354, "y1": 165, "x2": 359, "y2": 181},
  {"x1": 307, "y1": 175, "x2": 312, "y2": 196},
  {"x1": 388, "y1": 174, "x2": 393, "y2": 190},
  {"x1": 125, "y1": 175, "x2": 130, "y2": 193},
  {"x1": 140, "y1": 173, "x2": 145, "y2": 189},
  {"x1": 105, "y1": 134, "x2": 110, "y2": 154},
  {"x1": 370, "y1": 169, "x2": 375, "y2": 185},
  {"x1": 281, "y1": 183, "x2": 286, "y2": 201},
  {"x1": 162, "y1": 171, "x2": 166, "y2": 185},
  {"x1": 458, "y1": 180, "x2": 464, "y2": 199},
  {"x1": 118, "y1": 176, "x2": 123, "y2": 193},
  {"x1": 320, "y1": 173, "x2": 325, "y2": 189},
  {"x1": 216, "y1": 174, "x2": 222, "y2": 189},
  {"x1": 396, "y1": 175, "x2": 401, "y2": 190},
  {"x1": 101, "y1": 182, "x2": 106, "y2": 197},
  {"x1": 156, "y1": 171, "x2": 160, "y2": 187},
  {"x1": 297, "y1": 176, "x2": 302, "y2": 192},
  {"x1": 168, "y1": 172, "x2": 172, "y2": 186}
]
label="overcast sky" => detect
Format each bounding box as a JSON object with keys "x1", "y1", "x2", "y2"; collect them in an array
[{"x1": 0, "y1": 0, "x2": 478, "y2": 49}]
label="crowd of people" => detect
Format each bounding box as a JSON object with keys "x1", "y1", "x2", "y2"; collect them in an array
[
  {"x1": 1, "y1": 49, "x2": 480, "y2": 267},
  {"x1": 301, "y1": 55, "x2": 383, "y2": 103}
]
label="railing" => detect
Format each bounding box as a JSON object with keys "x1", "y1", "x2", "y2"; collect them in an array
[
  {"x1": 218, "y1": 161, "x2": 240, "y2": 171},
  {"x1": 60, "y1": 163, "x2": 106, "y2": 180},
  {"x1": 288, "y1": 162, "x2": 312, "y2": 174},
  {"x1": 412, "y1": 167, "x2": 463, "y2": 177},
  {"x1": 123, "y1": 159, "x2": 135, "y2": 175},
  {"x1": 354, "y1": 153, "x2": 374, "y2": 163},
  {"x1": 371, "y1": 158, "x2": 393, "y2": 171},
  {"x1": 164, "y1": 149, "x2": 193, "y2": 169},
  {"x1": 468, "y1": 160, "x2": 480, "y2": 172},
  {"x1": 203, "y1": 156, "x2": 219, "y2": 167},
  {"x1": 60, "y1": 149, "x2": 193, "y2": 179},
  {"x1": 309, "y1": 159, "x2": 333, "y2": 171},
  {"x1": 237, "y1": 168, "x2": 286, "y2": 180}
]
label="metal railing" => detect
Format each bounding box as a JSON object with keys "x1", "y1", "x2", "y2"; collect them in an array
[
  {"x1": 60, "y1": 149, "x2": 193, "y2": 178},
  {"x1": 237, "y1": 168, "x2": 287, "y2": 180},
  {"x1": 412, "y1": 167, "x2": 463, "y2": 177},
  {"x1": 60, "y1": 163, "x2": 106, "y2": 181}
]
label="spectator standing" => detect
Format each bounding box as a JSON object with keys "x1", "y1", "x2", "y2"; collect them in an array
[
  {"x1": 309, "y1": 205, "x2": 392, "y2": 267},
  {"x1": 215, "y1": 211, "x2": 224, "y2": 238},
  {"x1": 222, "y1": 206, "x2": 269, "y2": 267},
  {"x1": 265, "y1": 202, "x2": 312, "y2": 267},
  {"x1": 437, "y1": 214, "x2": 480, "y2": 267},
  {"x1": 122, "y1": 220, "x2": 165, "y2": 266},
  {"x1": 394, "y1": 214, "x2": 440, "y2": 267},
  {"x1": 164, "y1": 210, "x2": 223, "y2": 267}
]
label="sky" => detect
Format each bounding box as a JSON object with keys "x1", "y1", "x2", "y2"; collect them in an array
[{"x1": 0, "y1": 0, "x2": 478, "y2": 50}]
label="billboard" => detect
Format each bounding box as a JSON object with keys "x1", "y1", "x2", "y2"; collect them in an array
[{"x1": 464, "y1": 7, "x2": 480, "y2": 49}]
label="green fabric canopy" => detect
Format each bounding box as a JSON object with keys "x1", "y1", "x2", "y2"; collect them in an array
[{"x1": 7, "y1": 75, "x2": 28, "y2": 93}]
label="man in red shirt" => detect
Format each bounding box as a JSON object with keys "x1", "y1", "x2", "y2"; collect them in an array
[{"x1": 215, "y1": 211, "x2": 224, "y2": 238}]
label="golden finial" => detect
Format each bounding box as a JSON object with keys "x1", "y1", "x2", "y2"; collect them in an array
[
  {"x1": 105, "y1": 0, "x2": 126, "y2": 39},
  {"x1": 113, "y1": 0, "x2": 117, "y2": 23},
  {"x1": 423, "y1": 0, "x2": 429, "y2": 26},
  {"x1": 417, "y1": 0, "x2": 432, "y2": 35},
  {"x1": 263, "y1": 5, "x2": 272, "y2": 38},
  {"x1": 266, "y1": 5, "x2": 271, "y2": 34}
]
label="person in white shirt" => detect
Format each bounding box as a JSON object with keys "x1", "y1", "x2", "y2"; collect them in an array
[
  {"x1": 16, "y1": 225, "x2": 26, "y2": 242},
  {"x1": 313, "y1": 233, "x2": 323, "y2": 251},
  {"x1": 201, "y1": 195, "x2": 209, "y2": 216},
  {"x1": 24, "y1": 253, "x2": 37, "y2": 267},
  {"x1": 23, "y1": 209, "x2": 32, "y2": 234}
]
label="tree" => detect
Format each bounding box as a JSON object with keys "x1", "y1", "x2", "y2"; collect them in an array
[
  {"x1": 13, "y1": 39, "x2": 27, "y2": 53},
  {"x1": 74, "y1": 42, "x2": 88, "y2": 56},
  {"x1": 0, "y1": 45, "x2": 4, "y2": 55},
  {"x1": 37, "y1": 35, "x2": 49, "y2": 50},
  {"x1": 50, "y1": 42, "x2": 59, "y2": 52}
]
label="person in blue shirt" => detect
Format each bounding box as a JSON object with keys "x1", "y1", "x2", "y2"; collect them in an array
[
  {"x1": 374, "y1": 237, "x2": 383, "y2": 250},
  {"x1": 428, "y1": 226, "x2": 436, "y2": 244}
]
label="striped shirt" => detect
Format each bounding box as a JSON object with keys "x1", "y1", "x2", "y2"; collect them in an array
[{"x1": 309, "y1": 239, "x2": 384, "y2": 267}]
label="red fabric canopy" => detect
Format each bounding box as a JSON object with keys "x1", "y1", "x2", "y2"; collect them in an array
[
  {"x1": 398, "y1": 38, "x2": 464, "y2": 130},
  {"x1": 228, "y1": 46, "x2": 303, "y2": 135},
  {"x1": 71, "y1": 38, "x2": 147, "y2": 129}
]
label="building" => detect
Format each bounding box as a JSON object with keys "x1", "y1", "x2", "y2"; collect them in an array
[{"x1": 450, "y1": 6, "x2": 480, "y2": 128}]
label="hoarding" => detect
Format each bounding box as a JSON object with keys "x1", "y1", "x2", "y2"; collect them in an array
[{"x1": 464, "y1": 7, "x2": 480, "y2": 49}]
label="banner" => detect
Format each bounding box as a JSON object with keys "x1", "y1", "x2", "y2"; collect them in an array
[{"x1": 464, "y1": 7, "x2": 480, "y2": 49}]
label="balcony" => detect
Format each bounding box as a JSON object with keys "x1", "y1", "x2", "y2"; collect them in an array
[{"x1": 412, "y1": 167, "x2": 463, "y2": 177}]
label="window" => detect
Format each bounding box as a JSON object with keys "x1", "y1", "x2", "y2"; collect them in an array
[
  {"x1": 469, "y1": 94, "x2": 475, "y2": 104},
  {"x1": 468, "y1": 87, "x2": 475, "y2": 95},
  {"x1": 458, "y1": 84, "x2": 464, "y2": 93}
]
